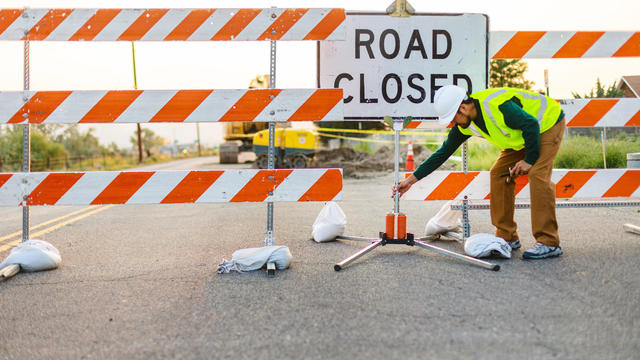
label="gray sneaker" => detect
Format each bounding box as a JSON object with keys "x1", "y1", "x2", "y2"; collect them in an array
[
  {"x1": 507, "y1": 239, "x2": 521, "y2": 250},
  {"x1": 523, "y1": 242, "x2": 563, "y2": 259}
]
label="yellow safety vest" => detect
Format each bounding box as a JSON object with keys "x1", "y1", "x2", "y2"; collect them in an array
[{"x1": 458, "y1": 88, "x2": 562, "y2": 150}]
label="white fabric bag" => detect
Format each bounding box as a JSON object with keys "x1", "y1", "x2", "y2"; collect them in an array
[
  {"x1": 311, "y1": 201, "x2": 346, "y2": 243},
  {"x1": 464, "y1": 233, "x2": 511, "y2": 259},
  {"x1": 425, "y1": 200, "x2": 462, "y2": 236},
  {"x1": 0, "y1": 239, "x2": 61, "y2": 272},
  {"x1": 217, "y1": 246, "x2": 292, "y2": 274}
]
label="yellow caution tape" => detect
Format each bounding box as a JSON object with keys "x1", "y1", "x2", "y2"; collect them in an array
[
  {"x1": 315, "y1": 127, "x2": 448, "y2": 136},
  {"x1": 314, "y1": 130, "x2": 485, "y2": 145},
  {"x1": 315, "y1": 132, "x2": 443, "y2": 145}
]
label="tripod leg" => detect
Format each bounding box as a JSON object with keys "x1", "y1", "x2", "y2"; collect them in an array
[
  {"x1": 414, "y1": 240, "x2": 500, "y2": 271},
  {"x1": 334, "y1": 240, "x2": 383, "y2": 271},
  {"x1": 336, "y1": 235, "x2": 378, "y2": 243}
]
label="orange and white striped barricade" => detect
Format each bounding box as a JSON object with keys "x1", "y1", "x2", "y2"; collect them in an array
[
  {"x1": 490, "y1": 31, "x2": 640, "y2": 59},
  {"x1": 402, "y1": 169, "x2": 640, "y2": 237},
  {"x1": 0, "y1": 7, "x2": 346, "y2": 277}
]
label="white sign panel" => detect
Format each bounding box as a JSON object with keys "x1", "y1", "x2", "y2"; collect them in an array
[{"x1": 319, "y1": 13, "x2": 488, "y2": 120}]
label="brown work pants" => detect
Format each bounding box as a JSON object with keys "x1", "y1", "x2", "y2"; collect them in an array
[{"x1": 489, "y1": 119, "x2": 565, "y2": 247}]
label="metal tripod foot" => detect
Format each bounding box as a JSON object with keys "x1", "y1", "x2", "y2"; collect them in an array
[
  {"x1": 0, "y1": 264, "x2": 20, "y2": 281},
  {"x1": 334, "y1": 240, "x2": 383, "y2": 271},
  {"x1": 413, "y1": 240, "x2": 499, "y2": 271}
]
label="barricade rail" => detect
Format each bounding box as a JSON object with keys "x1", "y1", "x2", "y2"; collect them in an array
[
  {"x1": 490, "y1": 31, "x2": 640, "y2": 59},
  {"x1": 0, "y1": 169, "x2": 343, "y2": 205},
  {"x1": 0, "y1": 89, "x2": 344, "y2": 124},
  {"x1": 403, "y1": 169, "x2": 640, "y2": 201},
  {"x1": 0, "y1": 8, "x2": 346, "y2": 41}
]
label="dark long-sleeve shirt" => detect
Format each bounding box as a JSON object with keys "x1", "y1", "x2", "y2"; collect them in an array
[{"x1": 413, "y1": 98, "x2": 564, "y2": 180}]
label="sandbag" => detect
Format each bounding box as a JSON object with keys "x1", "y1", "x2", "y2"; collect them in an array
[
  {"x1": 464, "y1": 233, "x2": 511, "y2": 259},
  {"x1": 217, "y1": 246, "x2": 292, "y2": 274},
  {"x1": 0, "y1": 239, "x2": 61, "y2": 272},
  {"x1": 425, "y1": 200, "x2": 461, "y2": 236},
  {"x1": 311, "y1": 201, "x2": 346, "y2": 243}
]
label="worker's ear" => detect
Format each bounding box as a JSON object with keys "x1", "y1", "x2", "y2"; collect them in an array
[{"x1": 383, "y1": 116, "x2": 393, "y2": 129}]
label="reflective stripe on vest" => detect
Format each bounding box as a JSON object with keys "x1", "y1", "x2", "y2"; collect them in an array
[
  {"x1": 512, "y1": 89, "x2": 547, "y2": 124},
  {"x1": 481, "y1": 89, "x2": 510, "y2": 136},
  {"x1": 466, "y1": 123, "x2": 484, "y2": 137}
]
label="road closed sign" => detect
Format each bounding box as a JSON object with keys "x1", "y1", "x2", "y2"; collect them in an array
[{"x1": 319, "y1": 13, "x2": 488, "y2": 120}]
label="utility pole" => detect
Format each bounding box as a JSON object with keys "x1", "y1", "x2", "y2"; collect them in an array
[
  {"x1": 131, "y1": 42, "x2": 143, "y2": 163},
  {"x1": 196, "y1": 123, "x2": 202, "y2": 156}
]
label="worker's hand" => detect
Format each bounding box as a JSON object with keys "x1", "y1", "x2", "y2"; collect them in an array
[
  {"x1": 508, "y1": 160, "x2": 532, "y2": 183},
  {"x1": 393, "y1": 174, "x2": 418, "y2": 198}
]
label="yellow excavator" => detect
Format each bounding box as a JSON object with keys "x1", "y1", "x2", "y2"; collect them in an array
[{"x1": 252, "y1": 128, "x2": 317, "y2": 168}]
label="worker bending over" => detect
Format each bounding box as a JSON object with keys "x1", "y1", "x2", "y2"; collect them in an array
[{"x1": 394, "y1": 85, "x2": 565, "y2": 259}]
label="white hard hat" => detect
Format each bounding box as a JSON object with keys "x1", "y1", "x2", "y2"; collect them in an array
[
  {"x1": 464, "y1": 233, "x2": 511, "y2": 259},
  {"x1": 433, "y1": 85, "x2": 467, "y2": 126}
]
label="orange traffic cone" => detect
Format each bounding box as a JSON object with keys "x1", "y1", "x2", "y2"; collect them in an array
[{"x1": 405, "y1": 140, "x2": 415, "y2": 171}]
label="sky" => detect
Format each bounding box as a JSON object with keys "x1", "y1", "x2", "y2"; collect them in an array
[{"x1": 1, "y1": 0, "x2": 639, "y2": 148}]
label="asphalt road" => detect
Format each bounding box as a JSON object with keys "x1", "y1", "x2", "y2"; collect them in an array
[{"x1": 1, "y1": 156, "x2": 639, "y2": 359}]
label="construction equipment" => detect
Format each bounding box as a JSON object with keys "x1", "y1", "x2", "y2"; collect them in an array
[
  {"x1": 220, "y1": 74, "x2": 272, "y2": 163},
  {"x1": 253, "y1": 128, "x2": 316, "y2": 168}
]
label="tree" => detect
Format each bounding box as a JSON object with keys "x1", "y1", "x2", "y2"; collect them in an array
[
  {"x1": 490, "y1": 59, "x2": 534, "y2": 89},
  {"x1": 129, "y1": 128, "x2": 165, "y2": 157},
  {"x1": 55, "y1": 126, "x2": 105, "y2": 158},
  {"x1": 572, "y1": 78, "x2": 623, "y2": 98},
  {"x1": 0, "y1": 125, "x2": 67, "y2": 171}
]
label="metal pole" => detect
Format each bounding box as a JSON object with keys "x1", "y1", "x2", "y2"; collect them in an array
[
  {"x1": 461, "y1": 141, "x2": 469, "y2": 241},
  {"x1": 22, "y1": 36, "x2": 30, "y2": 243},
  {"x1": 131, "y1": 42, "x2": 143, "y2": 163},
  {"x1": 393, "y1": 120, "x2": 401, "y2": 213},
  {"x1": 265, "y1": 39, "x2": 277, "y2": 247},
  {"x1": 334, "y1": 240, "x2": 384, "y2": 271},
  {"x1": 602, "y1": 128, "x2": 607, "y2": 169},
  {"x1": 196, "y1": 123, "x2": 202, "y2": 156},
  {"x1": 544, "y1": 69, "x2": 549, "y2": 96},
  {"x1": 414, "y1": 240, "x2": 499, "y2": 271}
]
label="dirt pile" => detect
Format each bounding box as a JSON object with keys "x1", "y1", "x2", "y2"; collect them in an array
[{"x1": 311, "y1": 144, "x2": 457, "y2": 178}]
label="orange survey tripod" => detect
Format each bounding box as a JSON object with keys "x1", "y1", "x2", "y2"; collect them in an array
[{"x1": 333, "y1": 117, "x2": 499, "y2": 272}]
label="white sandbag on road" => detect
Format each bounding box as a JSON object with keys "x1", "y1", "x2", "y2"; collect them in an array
[
  {"x1": 0, "y1": 239, "x2": 61, "y2": 272},
  {"x1": 311, "y1": 201, "x2": 346, "y2": 243},
  {"x1": 217, "y1": 246, "x2": 292, "y2": 274},
  {"x1": 425, "y1": 200, "x2": 461, "y2": 236},
  {"x1": 464, "y1": 233, "x2": 511, "y2": 259}
]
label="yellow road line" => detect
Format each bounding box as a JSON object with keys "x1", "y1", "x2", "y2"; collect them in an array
[
  {"x1": 0, "y1": 205, "x2": 114, "y2": 253},
  {"x1": 0, "y1": 206, "x2": 97, "y2": 243}
]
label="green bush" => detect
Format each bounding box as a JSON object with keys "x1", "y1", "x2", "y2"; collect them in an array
[
  {"x1": 353, "y1": 141, "x2": 374, "y2": 154},
  {"x1": 467, "y1": 143, "x2": 500, "y2": 170},
  {"x1": 555, "y1": 135, "x2": 639, "y2": 169}
]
